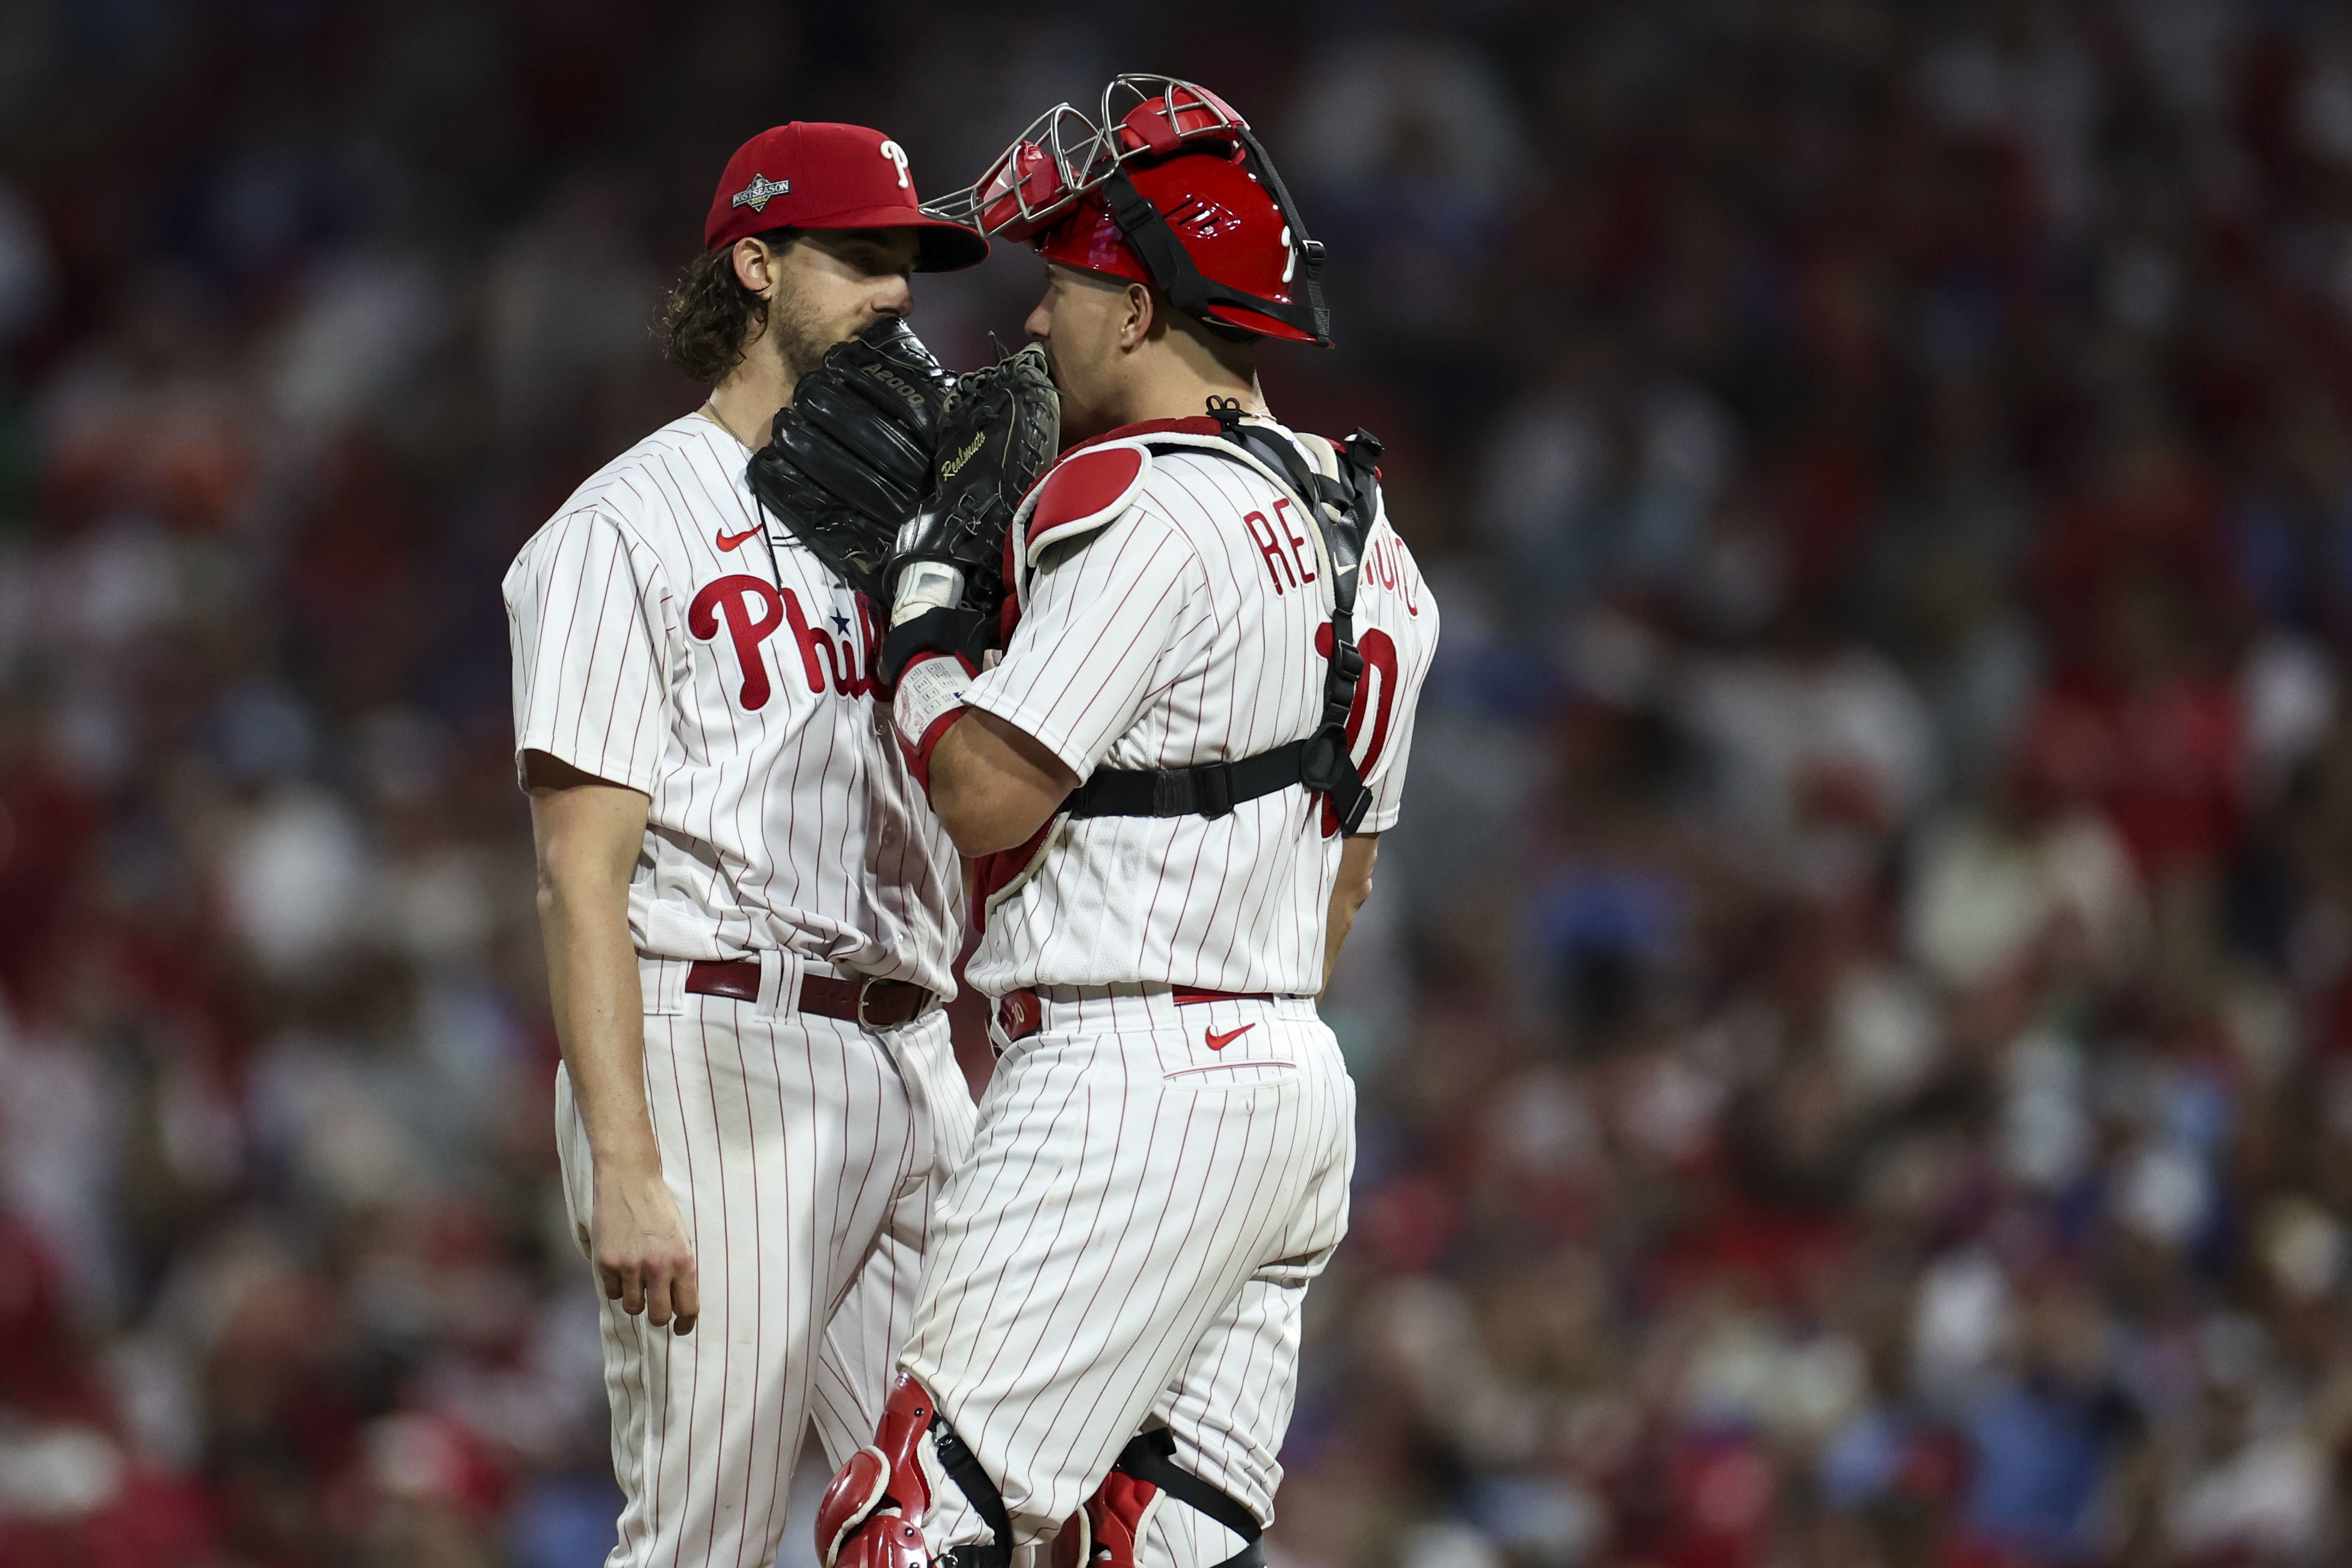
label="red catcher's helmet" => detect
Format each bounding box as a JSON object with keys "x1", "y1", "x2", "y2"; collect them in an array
[
  {"x1": 1036, "y1": 150, "x2": 1322, "y2": 343},
  {"x1": 927, "y1": 76, "x2": 1332, "y2": 347}
]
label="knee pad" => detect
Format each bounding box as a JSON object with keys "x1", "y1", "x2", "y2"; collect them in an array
[
  {"x1": 817, "y1": 1373, "x2": 1013, "y2": 1568},
  {"x1": 1053, "y1": 1430, "x2": 1264, "y2": 1568},
  {"x1": 817, "y1": 1374, "x2": 940, "y2": 1568},
  {"x1": 1051, "y1": 1468, "x2": 1163, "y2": 1568}
]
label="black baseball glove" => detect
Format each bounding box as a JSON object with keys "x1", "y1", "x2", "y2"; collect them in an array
[
  {"x1": 745, "y1": 318, "x2": 955, "y2": 601},
  {"x1": 879, "y1": 343, "x2": 1060, "y2": 684}
]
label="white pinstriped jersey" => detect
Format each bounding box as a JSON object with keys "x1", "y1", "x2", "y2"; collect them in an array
[
  {"x1": 503, "y1": 414, "x2": 961, "y2": 997},
  {"x1": 959, "y1": 416, "x2": 1438, "y2": 998}
]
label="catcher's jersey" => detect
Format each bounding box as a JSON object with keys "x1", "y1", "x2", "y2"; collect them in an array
[
  {"x1": 504, "y1": 413, "x2": 960, "y2": 997},
  {"x1": 959, "y1": 416, "x2": 1439, "y2": 998}
]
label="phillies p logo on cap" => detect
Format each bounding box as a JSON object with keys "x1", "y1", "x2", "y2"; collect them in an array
[{"x1": 703, "y1": 123, "x2": 987, "y2": 272}]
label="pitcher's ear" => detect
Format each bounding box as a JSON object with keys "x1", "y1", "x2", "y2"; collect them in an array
[{"x1": 732, "y1": 232, "x2": 793, "y2": 299}]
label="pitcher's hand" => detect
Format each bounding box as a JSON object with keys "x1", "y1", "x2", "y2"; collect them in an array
[{"x1": 593, "y1": 1163, "x2": 699, "y2": 1335}]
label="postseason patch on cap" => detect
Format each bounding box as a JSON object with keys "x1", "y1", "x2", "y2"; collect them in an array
[{"x1": 731, "y1": 173, "x2": 790, "y2": 213}]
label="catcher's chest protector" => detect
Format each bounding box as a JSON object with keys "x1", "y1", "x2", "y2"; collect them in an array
[{"x1": 1017, "y1": 403, "x2": 1384, "y2": 835}]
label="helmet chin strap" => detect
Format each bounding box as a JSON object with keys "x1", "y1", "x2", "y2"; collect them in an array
[
  {"x1": 1224, "y1": 123, "x2": 1329, "y2": 343},
  {"x1": 1097, "y1": 165, "x2": 1329, "y2": 346},
  {"x1": 1101, "y1": 171, "x2": 1213, "y2": 317}
]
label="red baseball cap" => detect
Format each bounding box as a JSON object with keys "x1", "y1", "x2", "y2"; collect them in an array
[{"x1": 704, "y1": 122, "x2": 987, "y2": 271}]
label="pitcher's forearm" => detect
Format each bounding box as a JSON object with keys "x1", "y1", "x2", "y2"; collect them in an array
[
  {"x1": 526, "y1": 757, "x2": 660, "y2": 1175},
  {"x1": 538, "y1": 876, "x2": 661, "y2": 1173}
]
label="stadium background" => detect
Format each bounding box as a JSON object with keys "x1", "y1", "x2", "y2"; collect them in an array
[{"x1": 3, "y1": 2, "x2": 2351, "y2": 1564}]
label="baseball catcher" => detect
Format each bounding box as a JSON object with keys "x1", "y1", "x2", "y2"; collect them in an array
[{"x1": 815, "y1": 75, "x2": 1441, "y2": 1568}]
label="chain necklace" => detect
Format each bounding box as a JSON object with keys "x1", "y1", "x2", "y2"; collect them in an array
[{"x1": 698, "y1": 396, "x2": 756, "y2": 450}]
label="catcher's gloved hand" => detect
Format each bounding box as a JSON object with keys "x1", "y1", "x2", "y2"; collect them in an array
[
  {"x1": 745, "y1": 318, "x2": 954, "y2": 601},
  {"x1": 879, "y1": 343, "x2": 1060, "y2": 687}
]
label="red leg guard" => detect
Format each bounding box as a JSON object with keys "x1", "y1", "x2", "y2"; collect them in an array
[
  {"x1": 1050, "y1": 1469, "x2": 1163, "y2": 1568},
  {"x1": 817, "y1": 1374, "x2": 943, "y2": 1568},
  {"x1": 831, "y1": 1513, "x2": 929, "y2": 1568}
]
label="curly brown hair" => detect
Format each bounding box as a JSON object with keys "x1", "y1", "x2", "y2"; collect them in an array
[{"x1": 657, "y1": 230, "x2": 792, "y2": 384}]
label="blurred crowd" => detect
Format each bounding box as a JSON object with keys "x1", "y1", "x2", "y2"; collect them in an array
[{"x1": 9, "y1": 1, "x2": 2352, "y2": 1565}]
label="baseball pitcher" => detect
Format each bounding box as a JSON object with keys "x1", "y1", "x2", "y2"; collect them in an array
[
  {"x1": 811, "y1": 78, "x2": 1441, "y2": 1568},
  {"x1": 503, "y1": 123, "x2": 990, "y2": 1568}
]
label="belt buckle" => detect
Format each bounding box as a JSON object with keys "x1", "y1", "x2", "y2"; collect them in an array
[
  {"x1": 854, "y1": 979, "x2": 882, "y2": 1031},
  {"x1": 996, "y1": 989, "x2": 1040, "y2": 1048}
]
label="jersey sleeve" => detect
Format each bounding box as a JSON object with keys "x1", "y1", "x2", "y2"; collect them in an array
[
  {"x1": 960, "y1": 506, "x2": 1204, "y2": 779},
  {"x1": 503, "y1": 508, "x2": 671, "y2": 795},
  {"x1": 1358, "y1": 666, "x2": 1424, "y2": 832},
  {"x1": 1353, "y1": 526, "x2": 1441, "y2": 835}
]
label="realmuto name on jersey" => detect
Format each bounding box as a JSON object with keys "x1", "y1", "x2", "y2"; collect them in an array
[
  {"x1": 688, "y1": 574, "x2": 879, "y2": 709},
  {"x1": 1241, "y1": 498, "x2": 1318, "y2": 594},
  {"x1": 1236, "y1": 492, "x2": 1424, "y2": 835},
  {"x1": 1240, "y1": 497, "x2": 1426, "y2": 619},
  {"x1": 1360, "y1": 530, "x2": 1425, "y2": 615}
]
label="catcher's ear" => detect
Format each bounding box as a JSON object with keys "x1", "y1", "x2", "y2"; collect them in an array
[{"x1": 1120, "y1": 281, "x2": 1154, "y2": 352}]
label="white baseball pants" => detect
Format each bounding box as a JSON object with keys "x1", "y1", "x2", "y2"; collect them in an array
[
  {"x1": 899, "y1": 991, "x2": 1355, "y2": 1565},
  {"x1": 554, "y1": 957, "x2": 974, "y2": 1568}
]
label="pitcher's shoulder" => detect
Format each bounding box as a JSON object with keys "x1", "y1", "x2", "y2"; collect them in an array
[{"x1": 557, "y1": 416, "x2": 743, "y2": 545}]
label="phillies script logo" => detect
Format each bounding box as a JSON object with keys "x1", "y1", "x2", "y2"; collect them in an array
[{"x1": 688, "y1": 574, "x2": 875, "y2": 710}]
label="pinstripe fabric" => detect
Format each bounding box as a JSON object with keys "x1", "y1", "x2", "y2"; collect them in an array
[
  {"x1": 555, "y1": 1001, "x2": 973, "y2": 1568},
  {"x1": 874, "y1": 426, "x2": 1435, "y2": 1562},
  {"x1": 960, "y1": 427, "x2": 1438, "y2": 998},
  {"x1": 503, "y1": 415, "x2": 961, "y2": 998},
  {"x1": 900, "y1": 992, "x2": 1352, "y2": 1554},
  {"x1": 513, "y1": 414, "x2": 974, "y2": 1568}
]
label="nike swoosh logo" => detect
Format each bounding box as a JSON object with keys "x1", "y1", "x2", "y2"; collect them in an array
[
  {"x1": 1205, "y1": 1024, "x2": 1255, "y2": 1051},
  {"x1": 715, "y1": 524, "x2": 763, "y2": 552}
]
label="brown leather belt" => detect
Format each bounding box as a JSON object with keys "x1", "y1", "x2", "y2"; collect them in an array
[
  {"x1": 686, "y1": 960, "x2": 933, "y2": 1028},
  {"x1": 995, "y1": 986, "x2": 1282, "y2": 1045}
]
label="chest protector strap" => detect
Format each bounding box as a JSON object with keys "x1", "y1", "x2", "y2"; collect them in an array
[{"x1": 1062, "y1": 402, "x2": 1382, "y2": 835}]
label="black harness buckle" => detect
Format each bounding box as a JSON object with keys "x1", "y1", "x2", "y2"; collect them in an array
[{"x1": 1192, "y1": 761, "x2": 1236, "y2": 819}]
